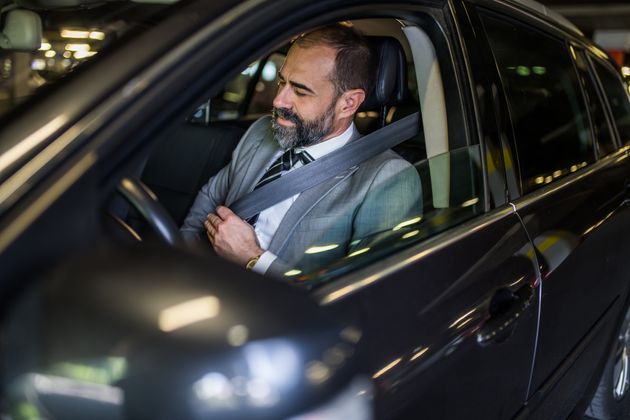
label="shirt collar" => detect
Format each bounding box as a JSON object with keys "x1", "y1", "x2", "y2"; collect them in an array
[{"x1": 296, "y1": 122, "x2": 355, "y2": 160}]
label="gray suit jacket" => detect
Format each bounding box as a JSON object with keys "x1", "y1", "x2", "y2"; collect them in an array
[{"x1": 181, "y1": 116, "x2": 422, "y2": 278}]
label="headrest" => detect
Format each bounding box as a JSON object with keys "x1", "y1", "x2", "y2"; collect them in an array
[{"x1": 360, "y1": 36, "x2": 407, "y2": 110}]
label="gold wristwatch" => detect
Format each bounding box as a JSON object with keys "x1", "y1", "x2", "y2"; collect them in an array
[{"x1": 245, "y1": 254, "x2": 262, "y2": 270}]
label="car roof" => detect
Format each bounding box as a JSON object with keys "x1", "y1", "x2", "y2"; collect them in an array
[{"x1": 504, "y1": 0, "x2": 584, "y2": 36}]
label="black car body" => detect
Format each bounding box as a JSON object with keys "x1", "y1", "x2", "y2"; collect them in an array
[{"x1": 1, "y1": 0, "x2": 630, "y2": 418}]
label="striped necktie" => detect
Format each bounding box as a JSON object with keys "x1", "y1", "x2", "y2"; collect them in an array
[{"x1": 247, "y1": 148, "x2": 314, "y2": 225}]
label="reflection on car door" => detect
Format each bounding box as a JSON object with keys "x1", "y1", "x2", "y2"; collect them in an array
[
  {"x1": 477, "y1": 8, "x2": 630, "y2": 417},
  {"x1": 314, "y1": 208, "x2": 540, "y2": 419}
]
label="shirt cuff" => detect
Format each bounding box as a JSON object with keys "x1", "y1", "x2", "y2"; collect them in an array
[{"x1": 251, "y1": 251, "x2": 277, "y2": 275}]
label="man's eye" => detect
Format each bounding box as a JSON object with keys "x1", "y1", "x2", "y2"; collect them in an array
[
  {"x1": 277, "y1": 80, "x2": 286, "y2": 87},
  {"x1": 294, "y1": 89, "x2": 306, "y2": 97}
]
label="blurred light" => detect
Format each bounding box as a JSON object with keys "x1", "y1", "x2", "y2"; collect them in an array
[
  {"x1": 74, "y1": 51, "x2": 97, "y2": 59},
  {"x1": 227, "y1": 324, "x2": 249, "y2": 347},
  {"x1": 289, "y1": 377, "x2": 374, "y2": 420},
  {"x1": 193, "y1": 372, "x2": 236, "y2": 408},
  {"x1": 534, "y1": 176, "x2": 545, "y2": 185},
  {"x1": 244, "y1": 340, "x2": 300, "y2": 401},
  {"x1": 410, "y1": 347, "x2": 429, "y2": 362},
  {"x1": 392, "y1": 216, "x2": 422, "y2": 231},
  {"x1": 622, "y1": 66, "x2": 630, "y2": 77},
  {"x1": 305, "y1": 244, "x2": 339, "y2": 254},
  {"x1": 39, "y1": 42, "x2": 51, "y2": 51},
  {"x1": 63, "y1": 51, "x2": 72, "y2": 58},
  {"x1": 401, "y1": 230, "x2": 419, "y2": 239},
  {"x1": 460, "y1": 197, "x2": 479, "y2": 208},
  {"x1": 323, "y1": 347, "x2": 347, "y2": 367},
  {"x1": 241, "y1": 62, "x2": 259, "y2": 76},
  {"x1": 61, "y1": 29, "x2": 90, "y2": 38},
  {"x1": 65, "y1": 43, "x2": 91, "y2": 52},
  {"x1": 284, "y1": 269, "x2": 302, "y2": 276},
  {"x1": 544, "y1": 176, "x2": 553, "y2": 184},
  {"x1": 158, "y1": 295, "x2": 220, "y2": 332},
  {"x1": 552, "y1": 170, "x2": 562, "y2": 178},
  {"x1": 31, "y1": 59, "x2": 46, "y2": 70},
  {"x1": 340, "y1": 327, "x2": 362, "y2": 344},
  {"x1": 246, "y1": 378, "x2": 274, "y2": 406},
  {"x1": 347, "y1": 247, "x2": 370, "y2": 258},
  {"x1": 532, "y1": 66, "x2": 546, "y2": 75},
  {"x1": 44, "y1": 50, "x2": 56, "y2": 58},
  {"x1": 62, "y1": 59, "x2": 72, "y2": 68},
  {"x1": 29, "y1": 374, "x2": 123, "y2": 404},
  {"x1": 305, "y1": 360, "x2": 331, "y2": 385},
  {"x1": 223, "y1": 91, "x2": 241, "y2": 103},
  {"x1": 262, "y1": 61, "x2": 277, "y2": 82},
  {"x1": 372, "y1": 358, "x2": 402, "y2": 379},
  {"x1": 89, "y1": 31, "x2": 106, "y2": 40},
  {"x1": 570, "y1": 165, "x2": 578, "y2": 172},
  {"x1": 516, "y1": 66, "x2": 531, "y2": 76},
  {"x1": 449, "y1": 308, "x2": 476, "y2": 328}
]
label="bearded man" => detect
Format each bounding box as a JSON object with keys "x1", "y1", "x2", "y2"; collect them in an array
[{"x1": 181, "y1": 24, "x2": 421, "y2": 278}]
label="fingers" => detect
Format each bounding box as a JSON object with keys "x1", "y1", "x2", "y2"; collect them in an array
[{"x1": 215, "y1": 205, "x2": 234, "y2": 219}]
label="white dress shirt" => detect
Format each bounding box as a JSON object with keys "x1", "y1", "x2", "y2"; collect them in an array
[{"x1": 252, "y1": 122, "x2": 356, "y2": 274}]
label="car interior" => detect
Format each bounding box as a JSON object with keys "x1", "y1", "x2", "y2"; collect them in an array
[{"x1": 97, "y1": 17, "x2": 485, "y2": 284}]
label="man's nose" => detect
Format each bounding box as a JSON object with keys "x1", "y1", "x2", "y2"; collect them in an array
[{"x1": 273, "y1": 84, "x2": 292, "y2": 110}]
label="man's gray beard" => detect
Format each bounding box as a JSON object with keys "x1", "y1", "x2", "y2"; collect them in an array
[{"x1": 272, "y1": 105, "x2": 336, "y2": 149}]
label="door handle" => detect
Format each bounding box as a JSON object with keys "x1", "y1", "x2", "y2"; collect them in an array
[{"x1": 477, "y1": 285, "x2": 535, "y2": 345}]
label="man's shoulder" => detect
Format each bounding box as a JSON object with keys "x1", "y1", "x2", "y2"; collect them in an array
[
  {"x1": 361, "y1": 148, "x2": 415, "y2": 174},
  {"x1": 238, "y1": 115, "x2": 274, "y2": 148}
]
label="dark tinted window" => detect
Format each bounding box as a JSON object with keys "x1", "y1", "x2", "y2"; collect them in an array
[
  {"x1": 574, "y1": 49, "x2": 617, "y2": 156},
  {"x1": 591, "y1": 58, "x2": 630, "y2": 145},
  {"x1": 481, "y1": 14, "x2": 594, "y2": 193}
]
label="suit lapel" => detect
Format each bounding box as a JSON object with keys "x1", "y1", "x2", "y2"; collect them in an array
[
  {"x1": 268, "y1": 165, "x2": 359, "y2": 255},
  {"x1": 226, "y1": 126, "x2": 281, "y2": 206},
  {"x1": 268, "y1": 128, "x2": 363, "y2": 254}
]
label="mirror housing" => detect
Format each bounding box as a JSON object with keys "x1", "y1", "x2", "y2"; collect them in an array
[
  {"x1": 1, "y1": 245, "x2": 365, "y2": 419},
  {"x1": 0, "y1": 9, "x2": 42, "y2": 51}
]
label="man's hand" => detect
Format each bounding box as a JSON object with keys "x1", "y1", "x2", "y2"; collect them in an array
[{"x1": 205, "y1": 206, "x2": 264, "y2": 266}]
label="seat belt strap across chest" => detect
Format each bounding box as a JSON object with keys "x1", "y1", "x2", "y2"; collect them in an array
[{"x1": 230, "y1": 112, "x2": 420, "y2": 220}]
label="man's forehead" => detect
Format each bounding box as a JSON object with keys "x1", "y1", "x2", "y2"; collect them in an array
[{"x1": 281, "y1": 44, "x2": 337, "y2": 82}]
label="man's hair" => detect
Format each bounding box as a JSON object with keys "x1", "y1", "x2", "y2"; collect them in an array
[{"x1": 294, "y1": 23, "x2": 375, "y2": 98}]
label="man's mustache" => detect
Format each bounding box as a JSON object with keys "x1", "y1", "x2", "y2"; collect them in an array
[{"x1": 272, "y1": 107, "x2": 302, "y2": 125}]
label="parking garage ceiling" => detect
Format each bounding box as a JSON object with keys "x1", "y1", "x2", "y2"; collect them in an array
[{"x1": 540, "y1": 0, "x2": 630, "y2": 34}]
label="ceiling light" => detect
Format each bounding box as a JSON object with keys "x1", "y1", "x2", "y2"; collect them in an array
[
  {"x1": 65, "y1": 43, "x2": 90, "y2": 52},
  {"x1": 89, "y1": 31, "x2": 105, "y2": 40},
  {"x1": 61, "y1": 29, "x2": 90, "y2": 39}
]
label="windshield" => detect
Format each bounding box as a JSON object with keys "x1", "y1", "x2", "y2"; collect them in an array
[{"x1": 0, "y1": 1, "x2": 176, "y2": 119}]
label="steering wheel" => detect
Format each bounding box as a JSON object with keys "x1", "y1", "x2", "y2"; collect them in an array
[{"x1": 115, "y1": 177, "x2": 182, "y2": 246}]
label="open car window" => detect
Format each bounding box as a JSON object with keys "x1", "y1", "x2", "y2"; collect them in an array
[
  {"x1": 0, "y1": 1, "x2": 175, "y2": 121},
  {"x1": 139, "y1": 16, "x2": 487, "y2": 287}
]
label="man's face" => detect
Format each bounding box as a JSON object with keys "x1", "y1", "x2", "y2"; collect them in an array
[{"x1": 272, "y1": 44, "x2": 340, "y2": 149}]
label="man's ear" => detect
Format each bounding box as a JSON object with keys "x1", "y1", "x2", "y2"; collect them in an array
[{"x1": 336, "y1": 89, "x2": 366, "y2": 118}]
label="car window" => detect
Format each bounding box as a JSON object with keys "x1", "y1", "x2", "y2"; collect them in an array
[
  {"x1": 273, "y1": 24, "x2": 485, "y2": 286},
  {"x1": 0, "y1": 3, "x2": 173, "y2": 121},
  {"x1": 590, "y1": 58, "x2": 630, "y2": 145},
  {"x1": 208, "y1": 53, "x2": 285, "y2": 122},
  {"x1": 573, "y1": 48, "x2": 617, "y2": 157},
  {"x1": 480, "y1": 13, "x2": 595, "y2": 194},
  {"x1": 248, "y1": 53, "x2": 285, "y2": 116}
]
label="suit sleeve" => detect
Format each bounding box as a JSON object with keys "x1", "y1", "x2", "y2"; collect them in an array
[
  {"x1": 351, "y1": 159, "x2": 423, "y2": 245},
  {"x1": 179, "y1": 117, "x2": 270, "y2": 243}
]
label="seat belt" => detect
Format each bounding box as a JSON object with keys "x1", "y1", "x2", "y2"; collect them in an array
[{"x1": 230, "y1": 111, "x2": 419, "y2": 220}]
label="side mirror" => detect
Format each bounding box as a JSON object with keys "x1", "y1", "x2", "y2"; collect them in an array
[
  {"x1": 1, "y1": 245, "x2": 367, "y2": 419},
  {"x1": 0, "y1": 9, "x2": 42, "y2": 51}
]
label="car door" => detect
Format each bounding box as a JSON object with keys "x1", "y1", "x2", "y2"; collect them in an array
[
  {"x1": 470, "y1": 3, "x2": 630, "y2": 418},
  {"x1": 307, "y1": 4, "x2": 541, "y2": 418}
]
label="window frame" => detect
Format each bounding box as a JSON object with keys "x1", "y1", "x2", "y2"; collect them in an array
[{"x1": 586, "y1": 53, "x2": 630, "y2": 148}]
